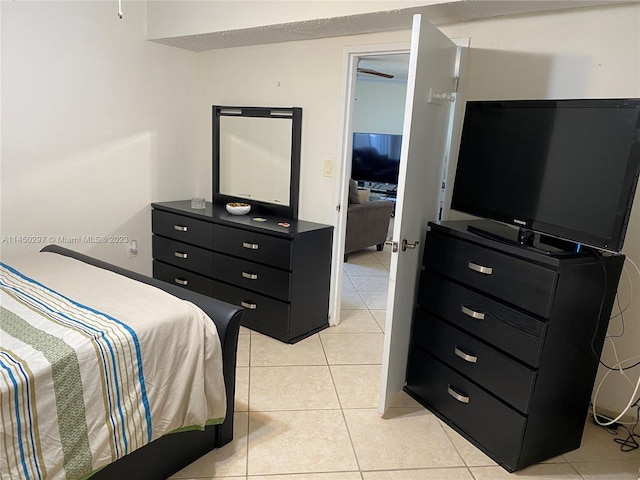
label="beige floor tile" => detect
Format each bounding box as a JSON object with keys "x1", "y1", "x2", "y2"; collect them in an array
[
  {"x1": 343, "y1": 260, "x2": 390, "y2": 277},
  {"x1": 345, "y1": 249, "x2": 385, "y2": 265},
  {"x1": 331, "y1": 364, "x2": 381, "y2": 408},
  {"x1": 169, "y1": 412, "x2": 249, "y2": 479},
  {"x1": 236, "y1": 334, "x2": 250, "y2": 367},
  {"x1": 437, "y1": 421, "x2": 497, "y2": 467},
  {"x1": 341, "y1": 290, "x2": 368, "y2": 310},
  {"x1": 362, "y1": 467, "x2": 474, "y2": 479},
  {"x1": 370, "y1": 309, "x2": 387, "y2": 332},
  {"x1": 350, "y1": 275, "x2": 390, "y2": 292},
  {"x1": 235, "y1": 366, "x2": 249, "y2": 412},
  {"x1": 562, "y1": 419, "x2": 640, "y2": 463},
  {"x1": 344, "y1": 407, "x2": 464, "y2": 470},
  {"x1": 358, "y1": 290, "x2": 389, "y2": 310},
  {"x1": 250, "y1": 333, "x2": 327, "y2": 366},
  {"x1": 372, "y1": 250, "x2": 392, "y2": 269},
  {"x1": 320, "y1": 333, "x2": 384, "y2": 365},
  {"x1": 247, "y1": 410, "x2": 358, "y2": 475},
  {"x1": 342, "y1": 271, "x2": 356, "y2": 289},
  {"x1": 249, "y1": 473, "x2": 362, "y2": 480},
  {"x1": 571, "y1": 459, "x2": 640, "y2": 479},
  {"x1": 328, "y1": 309, "x2": 383, "y2": 334},
  {"x1": 469, "y1": 462, "x2": 582, "y2": 479},
  {"x1": 249, "y1": 365, "x2": 340, "y2": 411},
  {"x1": 389, "y1": 390, "x2": 422, "y2": 408}
]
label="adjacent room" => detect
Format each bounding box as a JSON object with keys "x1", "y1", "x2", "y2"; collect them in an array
[{"x1": 2, "y1": 1, "x2": 639, "y2": 479}]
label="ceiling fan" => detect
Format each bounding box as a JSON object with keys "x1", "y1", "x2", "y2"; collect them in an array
[{"x1": 356, "y1": 67, "x2": 395, "y2": 79}]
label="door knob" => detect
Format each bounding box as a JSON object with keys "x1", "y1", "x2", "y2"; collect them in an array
[
  {"x1": 385, "y1": 239, "x2": 420, "y2": 252},
  {"x1": 401, "y1": 239, "x2": 420, "y2": 251}
]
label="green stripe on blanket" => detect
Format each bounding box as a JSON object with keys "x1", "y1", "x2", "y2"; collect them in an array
[{"x1": 1, "y1": 305, "x2": 93, "y2": 479}]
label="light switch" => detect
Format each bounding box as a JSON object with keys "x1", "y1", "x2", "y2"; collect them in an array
[{"x1": 324, "y1": 159, "x2": 334, "y2": 178}]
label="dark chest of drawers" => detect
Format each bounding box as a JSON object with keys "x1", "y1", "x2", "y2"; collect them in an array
[
  {"x1": 151, "y1": 201, "x2": 333, "y2": 343},
  {"x1": 405, "y1": 220, "x2": 625, "y2": 472}
]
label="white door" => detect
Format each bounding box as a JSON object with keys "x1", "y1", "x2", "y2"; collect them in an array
[{"x1": 379, "y1": 15, "x2": 459, "y2": 412}]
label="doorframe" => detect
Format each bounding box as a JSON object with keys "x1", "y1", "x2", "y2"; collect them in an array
[
  {"x1": 329, "y1": 38, "x2": 469, "y2": 328},
  {"x1": 329, "y1": 42, "x2": 410, "y2": 327}
]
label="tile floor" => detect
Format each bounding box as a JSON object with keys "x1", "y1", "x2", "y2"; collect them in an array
[{"x1": 170, "y1": 247, "x2": 640, "y2": 480}]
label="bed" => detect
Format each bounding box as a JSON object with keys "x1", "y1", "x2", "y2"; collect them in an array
[{"x1": 1, "y1": 245, "x2": 243, "y2": 479}]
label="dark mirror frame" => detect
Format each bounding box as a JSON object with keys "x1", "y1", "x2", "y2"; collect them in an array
[{"x1": 212, "y1": 105, "x2": 302, "y2": 219}]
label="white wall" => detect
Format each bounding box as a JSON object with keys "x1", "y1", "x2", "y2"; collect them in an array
[
  {"x1": 439, "y1": 3, "x2": 640, "y2": 420},
  {"x1": 194, "y1": 30, "x2": 411, "y2": 225},
  {"x1": 1, "y1": 1, "x2": 199, "y2": 273},
  {"x1": 353, "y1": 79, "x2": 407, "y2": 134}
]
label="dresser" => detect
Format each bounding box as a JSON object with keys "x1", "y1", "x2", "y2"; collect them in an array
[
  {"x1": 151, "y1": 201, "x2": 333, "y2": 343},
  {"x1": 405, "y1": 220, "x2": 625, "y2": 472}
]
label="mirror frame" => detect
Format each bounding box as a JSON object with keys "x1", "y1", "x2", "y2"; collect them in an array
[{"x1": 213, "y1": 105, "x2": 302, "y2": 219}]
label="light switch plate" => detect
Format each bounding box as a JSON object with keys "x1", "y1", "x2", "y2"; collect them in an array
[{"x1": 323, "y1": 159, "x2": 334, "y2": 178}]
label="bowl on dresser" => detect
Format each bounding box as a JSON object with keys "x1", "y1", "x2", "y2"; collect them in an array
[{"x1": 225, "y1": 202, "x2": 251, "y2": 215}]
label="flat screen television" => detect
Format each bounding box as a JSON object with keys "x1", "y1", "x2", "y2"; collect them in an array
[
  {"x1": 450, "y1": 98, "x2": 640, "y2": 252},
  {"x1": 352, "y1": 132, "x2": 402, "y2": 185}
]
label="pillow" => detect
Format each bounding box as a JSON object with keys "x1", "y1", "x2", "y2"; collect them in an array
[{"x1": 348, "y1": 179, "x2": 361, "y2": 204}]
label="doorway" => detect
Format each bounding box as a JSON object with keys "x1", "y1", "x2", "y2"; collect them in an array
[
  {"x1": 337, "y1": 52, "x2": 410, "y2": 335},
  {"x1": 330, "y1": 44, "x2": 411, "y2": 328},
  {"x1": 330, "y1": 23, "x2": 467, "y2": 412}
]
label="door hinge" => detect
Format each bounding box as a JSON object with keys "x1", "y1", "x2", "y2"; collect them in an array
[
  {"x1": 336, "y1": 204, "x2": 341, "y2": 212},
  {"x1": 453, "y1": 76, "x2": 460, "y2": 93}
]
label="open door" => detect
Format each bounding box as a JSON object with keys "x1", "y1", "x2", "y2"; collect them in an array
[{"x1": 379, "y1": 14, "x2": 459, "y2": 412}]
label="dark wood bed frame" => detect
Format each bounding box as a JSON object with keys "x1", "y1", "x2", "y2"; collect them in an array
[{"x1": 40, "y1": 245, "x2": 243, "y2": 480}]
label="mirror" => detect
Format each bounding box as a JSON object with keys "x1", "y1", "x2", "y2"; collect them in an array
[{"x1": 213, "y1": 106, "x2": 302, "y2": 219}]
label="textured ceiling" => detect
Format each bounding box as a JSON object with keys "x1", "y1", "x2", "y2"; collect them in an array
[{"x1": 149, "y1": 0, "x2": 635, "y2": 52}]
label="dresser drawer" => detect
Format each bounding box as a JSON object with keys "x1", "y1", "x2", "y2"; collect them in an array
[
  {"x1": 152, "y1": 210, "x2": 214, "y2": 248},
  {"x1": 153, "y1": 261, "x2": 214, "y2": 297},
  {"x1": 418, "y1": 272, "x2": 545, "y2": 367},
  {"x1": 424, "y1": 232, "x2": 558, "y2": 318},
  {"x1": 212, "y1": 281, "x2": 290, "y2": 341},
  {"x1": 212, "y1": 253, "x2": 291, "y2": 301},
  {"x1": 406, "y1": 347, "x2": 526, "y2": 471},
  {"x1": 412, "y1": 312, "x2": 536, "y2": 413},
  {"x1": 152, "y1": 235, "x2": 214, "y2": 277},
  {"x1": 214, "y1": 224, "x2": 292, "y2": 269}
]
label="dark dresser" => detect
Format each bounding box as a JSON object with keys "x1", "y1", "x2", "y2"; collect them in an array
[
  {"x1": 151, "y1": 201, "x2": 333, "y2": 343},
  {"x1": 405, "y1": 220, "x2": 624, "y2": 471}
]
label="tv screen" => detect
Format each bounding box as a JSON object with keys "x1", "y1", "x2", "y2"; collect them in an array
[
  {"x1": 352, "y1": 132, "x2": 402, "y2": 185},
  {"x1": 451, "y1": 99, "x2": 640, "y2": 252}
]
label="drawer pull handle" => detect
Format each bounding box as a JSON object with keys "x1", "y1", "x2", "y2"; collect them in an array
[
  {"x1": 174, "y1": 278, "x2": 188, "y2": 286},
  {"x1": 242, "y1": 272, "x2": 258, "y2": 280},
  {"x1": 242, "y1": 242, "x2": 259, "y2": 250},
  {"x1": 461, "y1": 305, "x2": 485, "y2": 320},
  {"x1": 174, "y1": 251, "x2": 188, "y2": 259},
  {"x1": 174, "y1": 225, "x2": 188, "y2": 232},
  {"x1": 468, "y1": 261, "x2": 493, "y2": 275},
  {"x1": 447, "y1": 385, "x2": 470, "y2": 404},
  {"x1": 454, "y1": 346, "x2": 478, "y2": 363},
  {"x1": 240, "y1": 301, "x2": 257, "y2": 310}
]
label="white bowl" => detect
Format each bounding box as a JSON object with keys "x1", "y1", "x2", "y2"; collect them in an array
[{"x1": 226, "y1": 202, "x2": 251, "y2": 215}]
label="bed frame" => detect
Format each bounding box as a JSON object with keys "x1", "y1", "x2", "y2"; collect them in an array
[{"x1": 40, "y1": 245, "x2": 243, "y2": 480}]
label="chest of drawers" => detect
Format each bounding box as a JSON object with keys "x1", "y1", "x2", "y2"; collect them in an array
[
  {"x1": 151, "y1": 201, "x2": 333, "y2": 343},
  {"x1": 405, "y1": 220, "x2": 624, "y2": 471}
]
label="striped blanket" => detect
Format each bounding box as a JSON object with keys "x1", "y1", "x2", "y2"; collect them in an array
[{"x1": 1, "y1": 253, "x2": 226, "y2": 480}]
